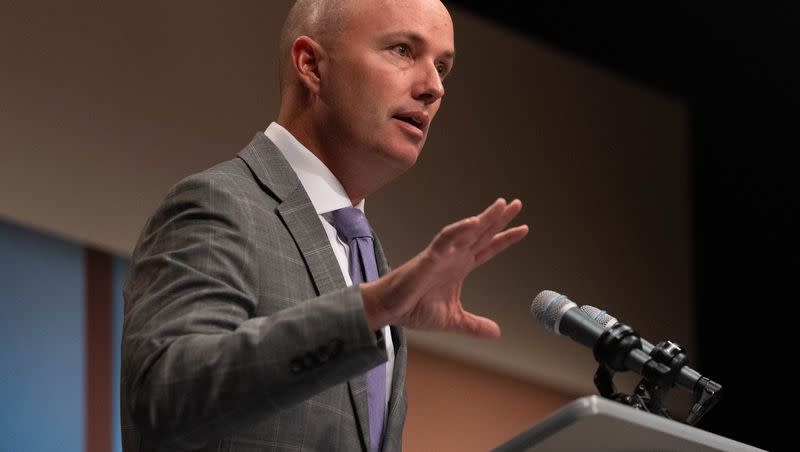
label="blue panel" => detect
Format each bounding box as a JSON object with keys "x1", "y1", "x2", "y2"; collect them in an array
[
  {"x1": 0, "y1": 219, "x2": 85, "y2": 452},
  {"x1": 111, "y1": 255, "x2": 129, "y2": 452}
]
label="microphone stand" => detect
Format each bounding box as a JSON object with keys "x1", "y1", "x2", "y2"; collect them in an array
[{"x1": 591, "y1": 324, "x2": 722, "y2": 426}]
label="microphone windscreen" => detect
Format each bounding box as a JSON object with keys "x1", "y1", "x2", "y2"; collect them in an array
[
  {"x1": 530, "y1": 290, "x2": 576, "y2": 331},
  {"x1": 580, "y1": 305, "x2": 618, "y2": 327}
]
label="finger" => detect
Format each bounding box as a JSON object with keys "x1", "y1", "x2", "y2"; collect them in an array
[
  {"x1": 431, "y1": 216, "x2": 481, "y2": 253},
  {"x1": 476, "y1": 198, "x2": 508, "y2": 227},
  {"x1": 472, "y1": 199, "x2": 523, "y2": 252},
  {"x1": 477, "y1": 197, "x2": 507, "y2": 220},
  {"x1": 449, "y1": 311, "x2": 501, "y2": 338},
  {"x1": 464, "y1": 198, "x2": 509, "y2": 249},
  {"x1": 432, "y1": 199, "x2": 506, "y2": 252},
  {"x1": 473, "y1": 224, "x2": 529, "y2": 268}
]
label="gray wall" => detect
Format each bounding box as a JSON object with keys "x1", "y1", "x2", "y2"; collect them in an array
[{"x1": 1, "y1": 1, "x2": 690, "y2": 402}]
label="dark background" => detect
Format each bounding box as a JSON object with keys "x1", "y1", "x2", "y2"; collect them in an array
[{"x1": 449, "y1": 1, "x2": 797, "y2": 450}]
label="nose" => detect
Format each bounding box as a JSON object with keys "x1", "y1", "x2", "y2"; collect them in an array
[{"x1": 412, "y1": 60, "x2": 445, "y2": 104}]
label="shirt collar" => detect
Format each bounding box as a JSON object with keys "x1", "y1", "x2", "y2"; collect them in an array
[{"x1": 265, "y1": 121, "x2": 364, "y2": 214}]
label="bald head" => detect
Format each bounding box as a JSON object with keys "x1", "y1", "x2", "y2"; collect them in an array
[
  {"x1": 276, "y1": 0, "x2": 454, "y2": 200},
  {"x1": 279, "y1": 0, "x2": 352, "y2": 93}
]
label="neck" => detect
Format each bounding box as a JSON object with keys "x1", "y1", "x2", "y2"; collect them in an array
[{"x1": 277, "y1": 100, "x2": 402, "y2": 205}]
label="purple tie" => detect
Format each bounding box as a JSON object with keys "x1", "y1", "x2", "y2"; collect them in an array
[{"x1": 329, "y1": 207, "x2": 386, "y2": 452}]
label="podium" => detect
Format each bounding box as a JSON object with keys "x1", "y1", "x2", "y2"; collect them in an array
[{"x1": 493, "y1": 395, "x2": 765, "y2": 452}]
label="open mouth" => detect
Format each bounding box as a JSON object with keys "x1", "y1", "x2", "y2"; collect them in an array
[{"x1": 393, "y1": 115, "x2": 423, "y2": 131}]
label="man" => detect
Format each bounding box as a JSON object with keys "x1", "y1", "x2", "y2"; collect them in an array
[{"x1": 121, "y1": 0, "x2": 528, "y2": 450}]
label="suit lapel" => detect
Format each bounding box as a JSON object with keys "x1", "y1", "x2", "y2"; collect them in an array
[
  {"x1": 384, "y1": 326, "x2": 407, "y2": 450},
  {"x1": 373, "y1": 232, "x2": 408, "y2": 449},
  {"x1": 372, "y1": 230, "x2": 390, "y2": 276},
  {"x1": 347, "y1": 376, "x2": 371, "y2": 451},
  {"x1": 238, "y1": 133, "x2": 346, "y2": 295},
  {"x1": 276, "y1": 187, "x2": 347, "y2": 295},
  {"x1": 239, "y1": 133, "x2": 372, "y2": 451}
]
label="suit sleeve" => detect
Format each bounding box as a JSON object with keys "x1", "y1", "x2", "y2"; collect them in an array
[{"x1": 121, "y1": 173, "x2": 386, "y2": 449}]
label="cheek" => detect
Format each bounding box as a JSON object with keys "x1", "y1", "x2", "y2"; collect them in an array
[
  {"x1": 355, "y1": 62, "x2": 401, "y2": 98},
  {"x1": 429, "y1": 101, "x2": 442, "y2": 121},
  {"x1": 341, "y1": 61, "x2": 382, "y2": 94},
  {"x1": 338, "y1": 76, "x2": 386, "y2": 120}
]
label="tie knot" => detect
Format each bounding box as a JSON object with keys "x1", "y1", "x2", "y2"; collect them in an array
[{"x1": 329, "y1": 207, "x2": 373, "y2": 242}]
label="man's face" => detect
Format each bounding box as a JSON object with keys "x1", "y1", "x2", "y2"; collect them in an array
[{"x1": 319, "y1": 0, "x2": 454, "y2": 173}]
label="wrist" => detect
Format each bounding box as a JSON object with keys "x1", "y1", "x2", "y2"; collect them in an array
[{"x1": 361, "y1": 280, "x2": 391, "y2": 331}]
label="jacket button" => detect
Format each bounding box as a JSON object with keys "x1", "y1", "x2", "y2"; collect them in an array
[
  {"x1": 317, "y1": 345, "x2": 330, "y2": 363},
  {"x1": 290, "y1": 357, "x2": 304, "y2": 374},
  {"x1": 304, "y1": 352, "x2": 318, "y2": 368},
  {"x1": 328, "y1": 339, "x2": 343, "y2": 357}
]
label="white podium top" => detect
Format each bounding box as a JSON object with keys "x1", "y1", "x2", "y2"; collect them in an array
[{"x1": 493, "y1": 395, "x2": 765, "y2": 452}]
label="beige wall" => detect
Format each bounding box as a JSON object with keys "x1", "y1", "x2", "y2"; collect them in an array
[
  {"x1": 404, "y1": 346, "x2": 575, "y2": 451},
  {"x1": 1, "y1": 0, "x2": 692, "y2": 428}
]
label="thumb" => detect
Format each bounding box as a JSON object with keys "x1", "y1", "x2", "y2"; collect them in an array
[{"x1": 449, "y1": 311, "x2": 501, "y2": 338}]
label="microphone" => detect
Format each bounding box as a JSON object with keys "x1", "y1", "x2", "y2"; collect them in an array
[
  {"x1": 579, "y1": 304, "x2": 619, "y2": 328},
  {"x1": 530, "y1": 290, "x2": 652, "y2": 374},
  {"x1": 532, "y1": 290, "x2": 722, "y2": 424},
  {"x1": 579, "y1": 304, "x2": 707, "y2": 393},
  {"x1": 531, "y1": 291, "x2": 605, "y2": 346},
  {"x1": 580, "y1": 304, "x2": 654, "y2": 353}
]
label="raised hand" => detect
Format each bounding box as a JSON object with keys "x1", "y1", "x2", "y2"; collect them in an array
[{"x1": 362, "y1": 198, "x2": 528, "y2": 337}]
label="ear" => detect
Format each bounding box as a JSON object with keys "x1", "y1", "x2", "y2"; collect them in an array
[{"x1": 291, "y1": 36, "x2": 325, "y2": 95}]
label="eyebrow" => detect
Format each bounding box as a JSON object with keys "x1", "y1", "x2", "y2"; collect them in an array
[{"x1": 384, "y1": 31, "x2": 456, "y2": 61}]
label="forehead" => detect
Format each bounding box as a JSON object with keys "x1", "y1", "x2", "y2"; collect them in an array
[{"x1": 344, "y1": 0, "x2": 454, "y2": 51}]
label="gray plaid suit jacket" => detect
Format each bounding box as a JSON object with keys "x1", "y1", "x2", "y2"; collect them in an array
[{"x1": 121, "y1": 133, "x2": 408, "y2": 451}]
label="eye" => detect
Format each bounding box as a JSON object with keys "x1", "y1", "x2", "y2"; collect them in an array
[
  {"x1": 436, "y1": 63, "x2": 450, "y2": 79},
  {"x1": 392, "y1": 44, "x2": 411, "y2": 57}
]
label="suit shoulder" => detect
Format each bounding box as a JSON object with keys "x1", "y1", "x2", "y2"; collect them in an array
[
  {"x1": 167, "y1": 157, "x2": 253, "y2": 199},
  {"x1": 137, "y1": 156, "x2": 272, "y2": 239}
]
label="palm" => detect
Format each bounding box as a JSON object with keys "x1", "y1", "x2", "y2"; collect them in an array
[{"x1": 389, "y1": 199, "x2": 528, "y2": 337}]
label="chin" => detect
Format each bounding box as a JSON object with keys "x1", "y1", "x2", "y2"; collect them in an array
[{"x1": 382, "y1": 144, "x2": 421, "y2": 171}]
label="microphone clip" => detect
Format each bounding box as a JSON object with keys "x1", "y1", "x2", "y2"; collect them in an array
[
  {"x1": 592, "y1": 325, "x2": 680, "y2": 421},
  {"x1": 592, "y1": 328, "x2": 720, "y2": 425}
]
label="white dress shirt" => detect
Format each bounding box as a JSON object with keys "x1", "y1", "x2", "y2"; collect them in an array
[{"x1": 265, "y1": 122, "x2": 395, "y2": 413}]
